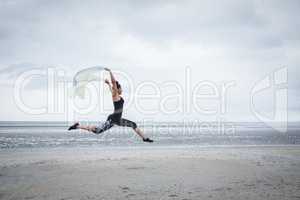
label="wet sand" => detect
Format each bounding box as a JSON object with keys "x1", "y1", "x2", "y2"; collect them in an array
[{"x1": 0, "y1": 145, "x2": 300, "y2": 200}]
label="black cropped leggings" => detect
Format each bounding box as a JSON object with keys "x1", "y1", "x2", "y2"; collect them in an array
[{"x1": 93, "y1": 115, "x2": 137, "y2": 134}]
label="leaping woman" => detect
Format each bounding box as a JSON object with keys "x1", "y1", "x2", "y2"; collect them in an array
[{"x1": 68, "y1": 68, "x2": 154, "y2": 143}]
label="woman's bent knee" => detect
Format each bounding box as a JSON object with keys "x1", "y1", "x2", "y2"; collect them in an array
[{"x1": 132, "y1": 122, "x2": 137, "y2": 129}]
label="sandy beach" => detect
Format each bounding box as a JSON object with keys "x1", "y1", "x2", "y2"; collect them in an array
[{"x1": 0, "y1": 145, "x2": 299, "y2": 200}]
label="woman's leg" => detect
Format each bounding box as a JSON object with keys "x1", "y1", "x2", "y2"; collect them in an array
[
  {"x1": 134, "y1": 127, "x2": 147, "y2": 140},
  {"x1": 119, "y1": 118, "x2": 153, "y2": 142},
  {"x1": 68, "y1": 120, "x2": 113, "y2": 134},
  {"x1": 92, "y1": 120, "x2": 114, "y2": 134},
  {"x1": 78, "y1": 125, "x2": 97, "y2": 132}
]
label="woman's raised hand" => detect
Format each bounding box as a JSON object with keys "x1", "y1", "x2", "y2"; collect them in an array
[{"x1": 104, "y1": 79, "x2": 110, "y2": 84}]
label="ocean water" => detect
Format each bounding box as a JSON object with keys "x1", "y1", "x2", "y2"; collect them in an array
[{"x1": 0, "y1": 121, "x2": 299, "y2": 149}]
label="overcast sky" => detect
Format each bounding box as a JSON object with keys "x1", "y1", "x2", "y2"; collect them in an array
[{"x1": 0, "y1": 0, "x2": 299, "y2": 122}]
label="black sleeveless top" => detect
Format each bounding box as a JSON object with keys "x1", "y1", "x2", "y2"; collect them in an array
[
  {"x1": 113, "y1": 97, "x2": 124, "y2": 114},
  {"x1": 108, "y1": 97, "x2": 124, "y2": 123}
]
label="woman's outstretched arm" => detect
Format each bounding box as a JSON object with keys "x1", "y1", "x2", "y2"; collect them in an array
[
  {"x1": 104, "y1": 68, "x2": 117, "y2": 89},
  {"x1": 104, "y1": 79, "x2": 112, "y2": 93}
]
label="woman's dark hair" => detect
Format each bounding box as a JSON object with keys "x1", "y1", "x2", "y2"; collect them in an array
[{"x1": 116, "y1": 81, "x2": 121, "y2": 89}]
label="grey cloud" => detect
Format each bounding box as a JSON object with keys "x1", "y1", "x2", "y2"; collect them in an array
[
  {"x1": 0, "y1": 63, "x2": 74, "y2": 90},
  {"x1": 0, "y1": 63, "x2": 37, "y2": 77},
  {"x1": 0, "y1": 1, "x2": 299, "y2": 89},
  {"x1": 0, "y1": 63, "x2": 45, "y2": 90},
  {"x1": 0, "y1": 0, "x2": 298, "y2": 61}
]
